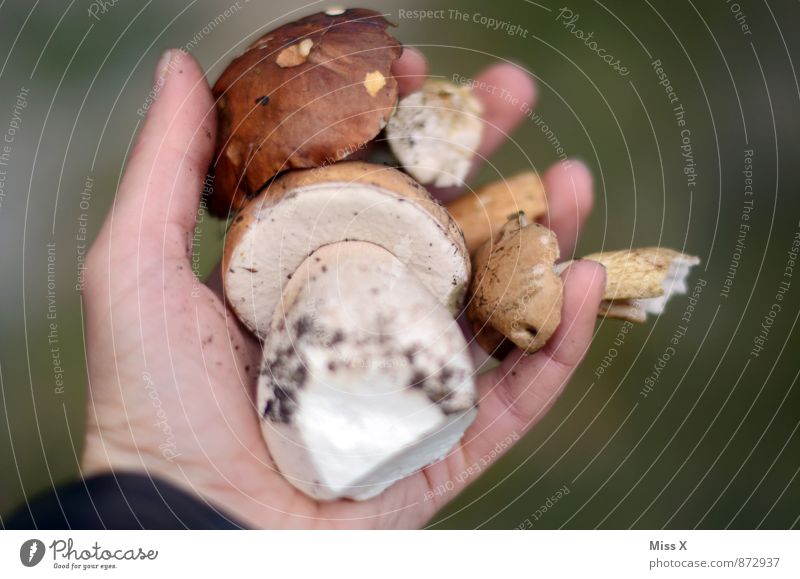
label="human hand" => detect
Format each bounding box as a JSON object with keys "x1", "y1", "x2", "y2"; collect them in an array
[{"x1": 80, "y1": 48, "x2": 605, "y2": 529}]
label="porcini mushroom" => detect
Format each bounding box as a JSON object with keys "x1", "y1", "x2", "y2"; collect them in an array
[
  {"x1": 224, "y1": 161, "x2": 470, "y2": 336},
  {"x1": 467, "y1": 213, "x2": 563, "y2": 356},
  {"x1": 386, "y1": 79, "x2": 484, "y2": 188},
  {"x1": 466, "y1": 214, "x2": 701, "y2": 356},
  {"x1": 211, "y1": 9, "x2": 402, "y2": 216},
  {"x1": 224, "y1": 161, "x2": 476, "y2": 500}
]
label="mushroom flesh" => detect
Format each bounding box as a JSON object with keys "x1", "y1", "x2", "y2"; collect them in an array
[
  {"x1": 224, "y1": 162, "x2": 476, "y2": 500},
  {"x1": 386, "y1": 79, "x2": 484, "y2": 188}
]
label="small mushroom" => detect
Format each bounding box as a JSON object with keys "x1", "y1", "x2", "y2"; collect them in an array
[
  {"x1": 210, "y1": 9, "x2": 402, "y2": 216},
  {"x1": 467, "y1": 213, "x2": 563, "y2": 356},
  {"x1": 467, "y1": 213, "x2": 701, "y2": 357},
  {"x1": 224, "y1": 162, "x2": 476, "y2": 500},
  {"x1": 386, "y1": 79, "x2": 484, "y2": 188},
  {"x1": 446, "y1": 171, "x2": 548, "y2": 253}
]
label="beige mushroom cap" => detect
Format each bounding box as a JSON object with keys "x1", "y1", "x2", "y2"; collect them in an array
[{"x1": 467, "y1": 214, "x2": 564, "y2": 355}]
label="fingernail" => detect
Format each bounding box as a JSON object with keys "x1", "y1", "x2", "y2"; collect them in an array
[{"x1": 155, "y1": 49, "x2": 174, "y2": 87}]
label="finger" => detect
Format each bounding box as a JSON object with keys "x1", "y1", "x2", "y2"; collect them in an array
[
  {"x1": 541, "y1": 159, "x2": 594, "y2": 258},
  {"x1": 472, "y1": 62, "x2": 536, "y2": 162},
  {"x1": 89, "y1": 50, "x2": 216, "y2": 284},
  {"x1": 429, "y1": 62, "x2": 536, "y2": 202},
  {"x1": 467, "y1": 259, "x2": 604, "y2": 453},
  {"x1": 360, "y1": 260, "x2": 605, "y2": 525},
  {"x1": 392, "y1": 47, "x2": 427, "y2": 97}
]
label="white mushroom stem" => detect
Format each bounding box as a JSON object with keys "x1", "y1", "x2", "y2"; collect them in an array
[
  {"x1": 224, "y1": 163, "x2": 475, "y2": 500},
  {"x1": 258, "y1": 242, "x2": 476, "y2": 501}
]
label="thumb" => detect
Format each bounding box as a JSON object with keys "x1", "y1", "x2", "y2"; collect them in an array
[{"x1": 89, "y1": 50, "x2": 216, "y2": 289}]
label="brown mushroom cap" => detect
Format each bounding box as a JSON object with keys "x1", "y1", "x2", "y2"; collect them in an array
[
  {"x1": 467, "y1": 214, "x2": 564, "y2": 356},
  {"x1": 211, "y1": 9, "x2": 402, "y2": 216}
]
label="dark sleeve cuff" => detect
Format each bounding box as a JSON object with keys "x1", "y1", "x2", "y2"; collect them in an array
[{"x1": 4, "y1": 473, "x2": 245, "y2": 530}]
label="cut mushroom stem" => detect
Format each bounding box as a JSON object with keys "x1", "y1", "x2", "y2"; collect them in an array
[
  {"x1": 224, "y1": 162, "x2": 476, "y2": 500},
  {"x1": 260, "y1": 241, "x2": 476, "y2": 500},
  {"x1": 555, "y1": 248, "x2": 701, "y2": 323},
  {"x1": 446, "y1": 171, "x2": 548, "y2": 254}
]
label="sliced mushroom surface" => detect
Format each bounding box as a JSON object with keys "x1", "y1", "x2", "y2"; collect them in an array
[
  {"x1": 557, "y1": 248, "x2": 701, "y2": 323},
  {"x1": 224, "y1": 162, "x2": 469, "y2": 338},
  {"x1": 259, "y1": 242, "x2": 476, "y2": 500}
]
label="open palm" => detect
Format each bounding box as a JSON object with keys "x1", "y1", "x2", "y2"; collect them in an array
[{"x1": 80, "y1": 49, "x2": 605, "y2": 529}]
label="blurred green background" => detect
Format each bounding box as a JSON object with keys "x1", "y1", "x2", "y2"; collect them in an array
[{"x1": 1, "y1": 0, "x2": 798, "y2": 529}]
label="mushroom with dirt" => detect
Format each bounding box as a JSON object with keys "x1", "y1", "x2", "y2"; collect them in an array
[
  {"x1": 386, "y1": 79, "x2": 484, "y2": 188},
  {"x1": 223, "y1": 161, "x2": 477, "y2": 500}
]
